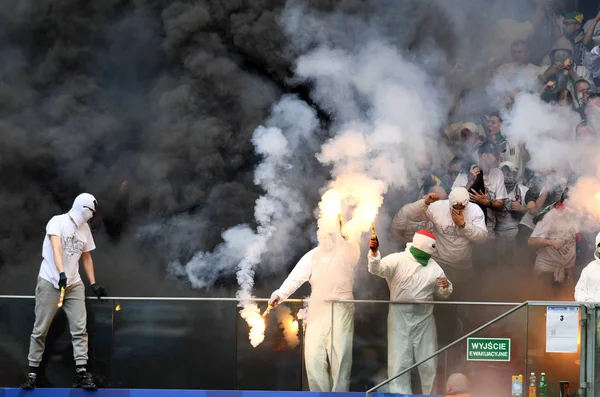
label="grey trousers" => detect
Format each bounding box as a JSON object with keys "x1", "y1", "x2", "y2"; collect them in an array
[{"x1": 27, "y1": 277, "x2": 88, "y2": 367}]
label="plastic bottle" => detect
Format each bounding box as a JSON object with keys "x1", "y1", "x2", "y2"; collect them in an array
[
  {"x1": 539, "y1": 373, "x2": 547, "y2": 397},
  {"x1": 512, "y1": 374, "x2": 524, "y2": 397},
  {"x1": 529, "y1": 373, "x2": 537, "y2": 397}
]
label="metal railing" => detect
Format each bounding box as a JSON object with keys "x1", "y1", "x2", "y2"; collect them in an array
[{"x1": 365, "y1": 300, "x2": 595, "y2": 397}]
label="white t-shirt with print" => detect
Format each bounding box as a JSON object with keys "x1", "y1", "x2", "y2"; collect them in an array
[
  {"x1": 39, "y1": 214, "x2": 96, "y2": 289},
  {"x1": 453, "y1": 168, "x2": 508, "y2": 234},
  {"x1": 530, "y1": 208, "x2": 577, "y2": 273}
]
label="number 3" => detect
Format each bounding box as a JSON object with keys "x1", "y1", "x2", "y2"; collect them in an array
[{"x1": 560, "y1": 315, "x2": 564, "y2": 321}]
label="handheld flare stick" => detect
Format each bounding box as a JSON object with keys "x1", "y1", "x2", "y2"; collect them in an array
[
  {"x1": 337, "y1": 213, "x2": 344, "y2": 237},
  {"x1": 262, "y1": 304, "x2": 273, "y2": 318},
  {"x1": 371, "y1": 222, "x2": 377, "y2": 241},
  {"x1": 115, "y1": 299, "x2": 121, "y2": 312},
  {"x1": 57, "y1": 287, "x2": 65, "y2": 308}
]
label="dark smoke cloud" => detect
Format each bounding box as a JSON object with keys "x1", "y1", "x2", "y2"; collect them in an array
[{"x1": 0, "y1": 0, "x2": 551, "y2": 297}]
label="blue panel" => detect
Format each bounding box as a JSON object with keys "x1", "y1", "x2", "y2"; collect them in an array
[{"x1": 0, "y1": 389, "x2": 441, "y2": 397}]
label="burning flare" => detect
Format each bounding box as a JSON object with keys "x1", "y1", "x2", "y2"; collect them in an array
[
  {"x1": 262, "y1": 304, "x2": 273, "y2": 318},
  {"x1": 276, "y1": 306, "x2": 300, "y2": 348},
  {"x1": 57, "y1": 287, "x2": 65, "y2": 308},
  {"x1": 239, "y1": 303, "x2": 266, "y2": 347}
]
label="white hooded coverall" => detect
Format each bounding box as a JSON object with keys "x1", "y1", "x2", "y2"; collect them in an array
[
  {"x1": 575, "y1": 259, "x2": 600, "y2": 303},
  {"x1": 368, "y1": 249, "x2": 452, "y2": 394},
  {"x1": 272, "y1": 239, "x2": 360, "y2": 392}
]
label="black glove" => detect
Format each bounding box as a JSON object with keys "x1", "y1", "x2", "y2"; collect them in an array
[
  {"x1": 91, "y1": 284, "x2": 107, "y2": 299},
  {"x1": 58, "y1": 272, "x2": 67, "y2": 290}
]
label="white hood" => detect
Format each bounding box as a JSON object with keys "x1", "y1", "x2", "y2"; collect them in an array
[{"x1": 68, "y1": 193, "x2": 97, "y2": 228}]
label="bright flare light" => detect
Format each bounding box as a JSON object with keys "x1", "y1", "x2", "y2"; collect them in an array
[
  {"x1": 277, "y1": 306, "x2": 300, "y2": 348},
  {"x1": 320, "y1": 189, "x2": 342, "y2": 219},
  {"x1": 240, "y1": 304, "x2": 266, "y2": 347}
]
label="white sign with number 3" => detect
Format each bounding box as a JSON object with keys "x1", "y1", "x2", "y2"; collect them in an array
[{"x1": 546, "y1": 306, "x2": 579, "y2": 353}]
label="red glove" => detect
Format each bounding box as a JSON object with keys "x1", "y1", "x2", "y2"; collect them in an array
[{"x1": 369, "y1": 237, "x2": 379, "y2": 253}]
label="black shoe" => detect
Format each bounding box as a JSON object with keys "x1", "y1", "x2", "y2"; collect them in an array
[
  {"x1": 73, "y1": 371, "x2": 97, "y2": 391},
  {"x1": 21, "y1": 373, "x2": 37, "y2": 390}
]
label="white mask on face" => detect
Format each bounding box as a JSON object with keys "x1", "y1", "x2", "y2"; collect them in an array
[
  {"x1": 68, "y1": 193, "x2": 97, "y2": 228},
  {"x1": 317, "y1": 230, "x2": 342, "y2": 252}
]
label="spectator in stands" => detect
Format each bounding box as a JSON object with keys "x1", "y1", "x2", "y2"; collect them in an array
[
  {"x1": 454, "y1": 123, "x2": 481, "y2": 164},
  {"x1": 559, "y1": 12, "x2": 586, "y2": 67},
  {"x1": 391, "y1": 186, "x2": 446, "y2": 248},
  {"x1": 453, "y1": 142, "x2": 508, "y2": 238},
  {"x1": 539, "y1": 38, "x2": 593, "y2": 99},
  {"x1": 583, "y1": 11, "x2": 600, "y2": 86},
  {"x1": 555, "y1": 89, "x2": 574, "y2": 107},
  {"x1": 405, "y1": 188, "x2": 487, "y2": 299},
  {"x1": 494, "y1": 40, "x2": 540, "y2": 88},
  {"x1": 415, "y1": 153, "x2": 443, "y2": 200},
  {"x1": 495, "y1": 162, "x2": 530, "y2": 268},
  {"x1": 528, "y1": 191, "x2": 580, "y2": 286},
  {"x1": 573, "y1": 79, "x2": 591, "y2": 115},
  {"x1": 486, "y1": 113, "x2": 526, "y2": 182},
  {"x1": 442, "y1": 157, "x2": 465, "y2": 193}
]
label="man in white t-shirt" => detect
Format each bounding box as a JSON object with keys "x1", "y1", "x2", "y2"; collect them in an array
[
  {"x1": 528, "y1": 200, "x2": 579, "y2": 285},
  {"x1": 22, "y1": 193, "x2": 107, "y2": 391},
  {"x1": 453, "y1": 142, "x2": 508, "y2": 237}
]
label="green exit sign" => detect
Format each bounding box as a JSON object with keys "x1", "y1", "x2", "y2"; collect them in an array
[{"x1": 467, "y1": 337, "x2": 511, "y2": 361}]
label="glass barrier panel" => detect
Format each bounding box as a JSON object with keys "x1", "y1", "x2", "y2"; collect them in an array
[
  {"x1": 111, "y1": 299, "x2": 237, "y2": 389},
  {"x1": 527, "y1": 305, "x2": 581, "y2": 397},
  {"x1": 0, "y1": 297, "x2": 113, "y2": 388},
  {"x1": 235, "y1": 301, "x2": 304, "y2": 390},
  {"x1": 368, "y1": 303, "x2": 528, "y2": 396}
]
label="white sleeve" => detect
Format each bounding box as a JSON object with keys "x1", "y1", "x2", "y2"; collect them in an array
[
  {"x1": 574, "y1": 269, "x2": 590, "y2": 302},
  {"x1": 587, "y1": 46, "x2": 600, "y2": 78},
  {"x1": 493, "y1": 170, "x2": 508, "y2": 200},
  {"x1": 531, "y1": 213, "x2": 552, "y2": 239},
  {"x1": 83, "y1": 224, "x2": 96, "y2": 252},
  {"x1": 46, "y1": 216, "x2": 62, "y2": 237},
  {"x1": 462, "y1": 206, "x2": 488, "y2": 243},
  {"x1": 391, "y1": 207, "x2": 409, "y2": 233},
  {"x1": 452, "y1": 173, "x2": 468, "y2": 189},
  {"x1": 273, "y1": 249, "x2": 314, "y2": 300},
  {"x1": 434, "y1": 266, "x2": 453, "y2": 300},
  {"x1": 368, "y1": 252, "x2": 399, "y2": 280},
  {"x1": 404, "y1": 199, "x2": 431, "y2": 222}
]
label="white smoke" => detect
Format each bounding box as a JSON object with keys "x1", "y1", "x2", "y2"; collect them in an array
[
  {"x1": 293, "y1": 39, "x2": 446, "y2": 241},
  {"x1": 502, "y1": 92, "x2": 580, "y2": 172},
  {"x1": 170, "y1": 95, "x2": 318, "y2": 346}
]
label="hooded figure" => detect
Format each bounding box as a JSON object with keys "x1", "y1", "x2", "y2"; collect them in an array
[
  {"x1": 406, "y1": 188, "x2": 487, "y2": 277},
  {"x1": 368, "y1": 230, "x2": 452, "y2": 394},
  {"x1": 268, "y1": 229, "x2": 360, "y2": 392},
  {"x1": 22, "y1": 193, "x2": 106, "y2": 391},
  {"x1": 69, "y1": 193, "x2": 98, "y2": 227},
  {"x1": 574, "y1": 232, "x2": 600, "y2": 304},
  {"x1": 540, "y1": 37, "x2": 593, "y2": 98}
]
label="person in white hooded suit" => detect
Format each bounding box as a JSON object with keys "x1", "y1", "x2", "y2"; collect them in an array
[
  {"x1": 575, "y1": 232, "x2": 600, "y2": 304},
  {"x1": 268, "y1": 229, "x2": 360, "y2": 392},
  {"x1": 368, "y1": 229, "x2": 452, "y2": 394},
  {"x1": 22, "y1": 193, "x2": 107, "y2": 391}
]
